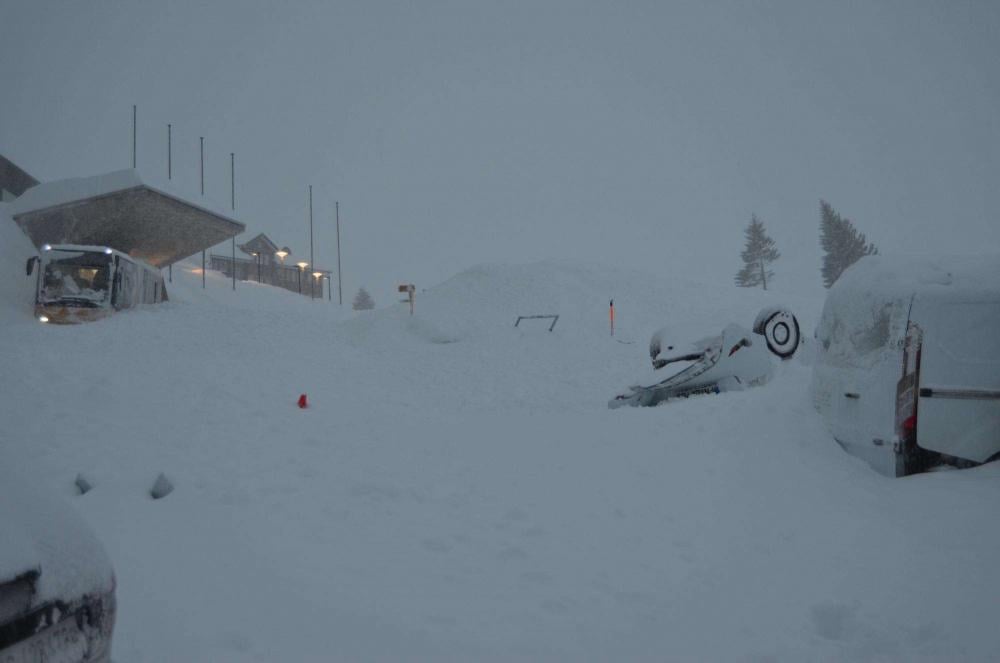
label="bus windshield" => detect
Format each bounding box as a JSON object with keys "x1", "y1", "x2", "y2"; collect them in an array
[{"x1": 40, "y1": 250, "x2": 112, "y2": 306}]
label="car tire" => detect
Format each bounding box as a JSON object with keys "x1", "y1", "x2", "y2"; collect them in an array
[{"x1": 754, "y1": 308, "x2": 800, "y2": 359}]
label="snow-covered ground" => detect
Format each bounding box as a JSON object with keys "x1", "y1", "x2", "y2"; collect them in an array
[{"x1": 2, "y1": 210, "x2": 999, "y2": 662}]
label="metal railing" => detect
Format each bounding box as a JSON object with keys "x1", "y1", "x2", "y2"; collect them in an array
[{"x1": 209, "y1": 254, "x2": 328, "y2": 298}]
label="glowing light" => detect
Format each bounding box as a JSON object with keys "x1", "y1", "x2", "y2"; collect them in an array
[
  {"x1": 104, "y1": 248, "x2": 113, "y2": 254},
  {"x1": 296, "y1": 261, "x2": 309, "y2": 270},
  {"x1": 313, "y1": 271, "x2": 323, "y2": 278},
  {"x1": 38, "y1": 316, "x2": 49, "y2": 323},
  {"x1": 42, "y1": 244, "x2": 52, "y2": 251}
]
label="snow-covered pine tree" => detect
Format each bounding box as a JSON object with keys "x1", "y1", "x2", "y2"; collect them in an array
[
  {"x1": 735, "y1": 214, "x2": 780, "y2": 290},
  {"x1": 819, "y1": 200, "x2": 878, "y2": 288},
  {"x1": 352, "y1": 287, "x2": 375, "y2": 311}
]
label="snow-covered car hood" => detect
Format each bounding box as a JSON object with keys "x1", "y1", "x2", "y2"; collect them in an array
[{"x1": 0, "y1": 470, "x2": 114, "y2": 608}]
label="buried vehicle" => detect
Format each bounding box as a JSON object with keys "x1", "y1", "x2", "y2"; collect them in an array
[
  {"x1": 610, "y1": 307, "x2": 801, "y2": 408},
  {"x1": 810, "y1": 255, "x2": 1000, "y2": 477},
  {"x1": 0, "y1": 473, "x2": 116, "y2": 662},
  {"x1": 26, "y1": 244, "x2": 166, "y2": 324}
]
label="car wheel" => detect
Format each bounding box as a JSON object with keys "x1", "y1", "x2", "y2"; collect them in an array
[{"x1": 754, "y1": 308, "x2": 800, "y2": 358}]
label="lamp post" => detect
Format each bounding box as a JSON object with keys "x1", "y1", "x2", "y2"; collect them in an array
[
  {"x1": 276, "y1": 248, "x2": 289, "y2": 289},
  {"x1": 312, "y1": 271, "x2": 323, "y2": 300},
  {"x1": 252, "y1": 252, "x2": 261, "y2": 283},
  {"x1": 296, "y1": 261, "x2": 308, "y2": 294}
]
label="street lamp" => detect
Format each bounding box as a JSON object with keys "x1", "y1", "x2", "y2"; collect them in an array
[
  {"x1": 312, "y1": 271, "x2": 323, "y2": 300},
  {"x1": 251, "y1": 252, "x2": 261, "y2": 283},
  {"x1": 274, "y1": 248, "x2": 289, "y2": 288},
  {"x1": 296, "y1": 261, "x2": 308, "y2": 294}
]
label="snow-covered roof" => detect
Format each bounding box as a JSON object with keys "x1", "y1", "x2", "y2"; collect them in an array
[
  {"x1": 239, "y1": 233, "x2": 280, "y2": 257},
  {"x1": 10, "y1": 169, "x2": 238, "y2": 224},
  {"x1": 9, "y1": 169, "x2": 245, "y2": 268}
]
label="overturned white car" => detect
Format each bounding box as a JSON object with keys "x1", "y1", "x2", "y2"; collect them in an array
[{"x1": 610, "y1": 307, "x2": 801, "y2": 408}]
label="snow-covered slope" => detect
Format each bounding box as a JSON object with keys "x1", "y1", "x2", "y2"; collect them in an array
[{"x1": 1, "y1": 212, "x2": 998, "y2": 662}]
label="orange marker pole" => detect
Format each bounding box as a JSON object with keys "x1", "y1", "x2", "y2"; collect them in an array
[{"x1": 610, "y1": 299, "x2": 615, "y2": 337}]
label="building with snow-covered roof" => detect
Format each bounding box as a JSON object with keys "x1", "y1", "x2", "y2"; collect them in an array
[
  {"x1": 238, "y1": 233, "x2": 281, "y2": 265},
  {"x1": 210, "y1": 232, "x2": 331, "y2": 298}
]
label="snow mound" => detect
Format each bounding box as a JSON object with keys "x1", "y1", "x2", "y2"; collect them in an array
[
  {"x1": 344, "y1": 259, "x2": 816, "y2": 347},
  {"x1": 0, "y1": 204, "x2": 40, "y2": 320},
  {"x1": 0, "y1": 469, "x2": 114, "y2": 603}
]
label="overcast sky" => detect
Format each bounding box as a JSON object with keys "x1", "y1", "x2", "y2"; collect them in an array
[{"x1": 2, "y1": 0, "x2": 998, "y2": 302}]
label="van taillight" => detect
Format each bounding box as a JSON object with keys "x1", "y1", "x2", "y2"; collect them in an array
[{"x1": 902, "y1": 415, "x2": 917, "y2": 436}]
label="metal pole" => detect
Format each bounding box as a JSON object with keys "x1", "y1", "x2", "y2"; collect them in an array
[
  {"x1": 132, "y1": 105, "x2": 136, "y2": 169},
  {"x1": 200, "y1": 136, "x2": 206, "y2": 288},
  {"x1": 309, "y1": 185, "x2": 314, "y2": 300},
  {"x1": 327, "y1": 276, "x2": 331, "y2": 301},
  {"x1": 166, "y1": 123, "x2": 172, "y2": 284},
  {"x1": 200, "y1": 137, "x2": 205, "y2": 194},
  {"x1": 335, "y1": 201, "x2": 343, "y2": 306},
  {"x1": 231, "y1": 152, "x2": 236, "y2": 291}
]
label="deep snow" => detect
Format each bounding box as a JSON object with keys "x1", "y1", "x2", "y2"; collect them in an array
[{"x1": 1, "y1": 211, "x2": 999, "y2": 662}]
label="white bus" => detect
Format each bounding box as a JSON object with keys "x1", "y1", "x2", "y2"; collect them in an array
[{"x1": 26, "y1": 244, "x2": 167, "y2": 324}]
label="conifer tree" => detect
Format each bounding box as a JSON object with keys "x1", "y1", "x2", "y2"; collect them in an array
[
  {"x1": 735, "y1": 214, "x2": 780, "y2": 290},
  {"x1": 352, "y1": 287, "x2": 375, "y2": 311},
  {"x1": 819, "y1": 200, "x2": 878, "y2": 288}
]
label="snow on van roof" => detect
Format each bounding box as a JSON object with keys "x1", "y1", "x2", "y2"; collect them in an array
[{"x1": 835, "y1": 254, "x2": 1000, "y2": 299}]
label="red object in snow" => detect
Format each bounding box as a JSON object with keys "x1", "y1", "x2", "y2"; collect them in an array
[{"x1": 297, "y1": 394, "x2": 308, "y2": 409}]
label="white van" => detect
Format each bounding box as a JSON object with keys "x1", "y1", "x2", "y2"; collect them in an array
[{"x1": 810, "y1": 255, "x2": 1000, "y2": 477}]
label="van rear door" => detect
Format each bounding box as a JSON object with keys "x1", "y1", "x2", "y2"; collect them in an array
[{"x1": 913, "y1": 297, "x2": 1000, "y2": 463}]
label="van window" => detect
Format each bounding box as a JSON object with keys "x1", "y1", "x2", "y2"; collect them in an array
[{"x1": 816, "y1": 293, "x2": 911, "y2": 369}]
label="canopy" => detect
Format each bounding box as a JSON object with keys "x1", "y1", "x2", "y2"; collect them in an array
[{"x1": 11, "y1": 170, "x2": 245, "y2": 268}]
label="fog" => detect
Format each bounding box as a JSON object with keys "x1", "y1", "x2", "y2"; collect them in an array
[{"x1": 2, "y1": 0, "x2": 997, "y2": 302}]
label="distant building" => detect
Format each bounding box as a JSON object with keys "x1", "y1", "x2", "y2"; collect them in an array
[{"x1": 210, "y1": 232, "x2": 331, "y2": 298}]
